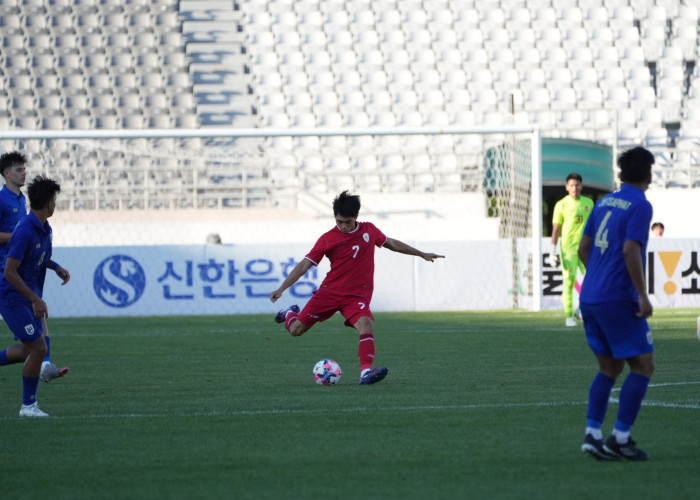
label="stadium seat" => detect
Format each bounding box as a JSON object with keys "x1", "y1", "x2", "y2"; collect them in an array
[
  {"x1": 605, "y1": 86, "x2": 631, "y2": 108},
  {"x1": 640, "y1": 25, "x2": 666, "y2": 60},
  {"x1": 173, "y1": 110, "x2": 197, "y2": 128},
  {"x1": 0, "y1": 0, "x2": 691, "y2": 200},
  {"x1": 637, "y1": 96, "x2": 662, "y2": 120},
  {"x1": 485, "y1": 27, "x2": 511, "y2": 49},
  {"x1": 493, "y1": 67, "x2": 520, "y2": 94},
  {"x1": 632, "y1": 87, "x2": 657, "y2": 109},
  {"x1": 11, "y1": 91, "x2": 35, "y2": 112},
  {"x1": 599, "y1": 66, "x2": 625, "y2": 93},
  {"x1": 578, "y1": 87, "x2": 604, "y2": 110},
  {"x1": 148, "y1": 111, "x2": 171, "y2": 129},
  {"x1": 94, "y1": 109, "x2": 119, "y2": 129}
]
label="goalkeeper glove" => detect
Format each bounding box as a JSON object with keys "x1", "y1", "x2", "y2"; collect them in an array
[{"x1": 550, "y1": 244, "x2": 559, "y2": 267}]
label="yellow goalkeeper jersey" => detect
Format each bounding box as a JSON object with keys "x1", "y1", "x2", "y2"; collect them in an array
[{"x1": 552, "y1": 195, "x2": 594, "y2": 252}]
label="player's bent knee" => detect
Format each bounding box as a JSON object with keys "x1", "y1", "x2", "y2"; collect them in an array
[
  {"x1": 289, "y1": 322, "x2": 308, "y2": 337},
  {"x1": 352, "y1": 316, "x2": 374, "y2": 334}
]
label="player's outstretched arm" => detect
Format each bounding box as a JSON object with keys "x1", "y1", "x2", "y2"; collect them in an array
[
  {"x1": 270, "y1": 258, "x2": 314, "y2": 303},
  {"x1": 383, "y1": 237, "x2": 445, "y2": 262}
]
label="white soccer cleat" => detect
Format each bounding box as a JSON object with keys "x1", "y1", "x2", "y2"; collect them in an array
[
  {"x1": 40, "y1": 363, "x2": 69, "y2": 382},
  {"x1": 19, "y1": 402, "x2": 49, "y2": 418},
  {"x1": 565, "y1": 317, "x2": 577, "y2": 327}
]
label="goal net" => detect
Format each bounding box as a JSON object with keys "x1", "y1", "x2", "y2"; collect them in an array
[{"x1": 0, "y1": 126, "x2": 542, "y2": 312}]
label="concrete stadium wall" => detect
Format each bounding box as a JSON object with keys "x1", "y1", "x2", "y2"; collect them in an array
[
  {"x1": 51, "y1": 192, "x2": 501, "y2": 247},
  {"x1": 49, "y1": 189, "x2": 698, "y2": 247}
]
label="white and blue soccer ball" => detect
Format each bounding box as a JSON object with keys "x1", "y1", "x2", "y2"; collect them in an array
[{"x1": 313, "y1": 359, "x2": 342, "y2": 386}]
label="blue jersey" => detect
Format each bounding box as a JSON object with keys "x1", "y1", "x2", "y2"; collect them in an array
[
  {"x1": 580, "y1": 184, "x2": 653, "y2": 304},
  {"x1": 0, "y1": 211, "x2": 52, "y2": 302},
  {"x1": 0, "y1": 185, "x2": 27, "y2": 263}
]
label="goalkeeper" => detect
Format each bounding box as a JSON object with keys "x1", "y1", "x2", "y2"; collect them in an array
[{"x1": 550, "y1": 173, "x2": 594, "y2": 327}]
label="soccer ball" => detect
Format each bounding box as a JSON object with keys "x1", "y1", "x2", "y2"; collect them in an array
[{"x1": 312, "y1": 359, "x2": 342, "y2": 386}]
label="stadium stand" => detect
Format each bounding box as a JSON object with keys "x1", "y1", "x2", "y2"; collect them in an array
[{"x1": 0, "y1": 0, "x2": 699, "y2": 210}]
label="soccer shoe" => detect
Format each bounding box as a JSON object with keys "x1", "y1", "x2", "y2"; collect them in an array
[
  {"x1": 359, "y1": 367, "x2": 389, "y2": 385},
  {"x1": 603, "y1": 435, "x2": 649, "y2": 461},
  {"x1": 40, "y1": 363, "x2": 70, "y2": 382},
  {"x1": 19, "y1": 402, "x2": 49, "y2": 418},
  {"x1": 581, "y1": 434, "x2": 618, "y2": 461},
  {"x1": 574, "y1": 307, "x2": 583, "y2": 321},
  {"x1": 274, "y1": 304, "x2": 300, "y2": 323},
  {"x1": 565, "y1": 317, "x2": 577, "y2": 327}
]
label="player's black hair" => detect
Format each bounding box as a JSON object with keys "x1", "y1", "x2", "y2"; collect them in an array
[
  {"x1": 333, "y1": 190, "x2": 361, "y2": 217},
  {"x1": 651, "y1": 222, "x2": 664, "y2": 231},
  {"x1": 0, "y1": 151, "x2": 27, "y2": 176},
  {"x1": 618, "y1": 146, "x2": 654, "y2": 184},
  {"x1": 27, "y1": 176, "x2": 61, "y2": 211},
  {"x1": 566, "y1": 172, "x2": 582, "y2": 182}
]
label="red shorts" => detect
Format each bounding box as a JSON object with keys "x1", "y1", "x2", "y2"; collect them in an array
[{"x1": 297, "y1": 288, "x2": 374, "y2": 328}]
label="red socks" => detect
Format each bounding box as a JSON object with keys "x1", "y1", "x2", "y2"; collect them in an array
[
  {"x1": 358, "y1": 333, "x2": 375, "y2": 372},
  {"x1": 284, "y1": 310, "x2": 299, "y2": 331}
]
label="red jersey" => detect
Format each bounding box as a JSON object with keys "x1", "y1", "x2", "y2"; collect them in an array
[{"x1": 305, "y1": 221, "x2": 387, "y2": 296}]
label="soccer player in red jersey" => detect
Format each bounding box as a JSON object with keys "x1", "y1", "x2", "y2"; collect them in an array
[{"x1": 270, "y1": 191, "x2": 444, "y2": 385}]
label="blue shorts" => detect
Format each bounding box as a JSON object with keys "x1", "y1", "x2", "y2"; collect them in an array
[
  {"x1": 580, "y1": 301, "x2": 654, "y2": 359},
  {"x1": 0, "y1": 301, "x2": 44, "y2": 343}
]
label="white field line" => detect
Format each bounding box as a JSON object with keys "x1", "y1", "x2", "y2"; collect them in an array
[
  {"x1": 2, "y1": 401, "x2": 591, "y2": 421},
  {"x1": 2, "y1": 382, "x2": 699, "y2": 420}
]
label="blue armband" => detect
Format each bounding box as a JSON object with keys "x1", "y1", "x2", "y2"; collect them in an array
[{"x1": 49, "y1": 261, "x2": 60, "y2": 270}]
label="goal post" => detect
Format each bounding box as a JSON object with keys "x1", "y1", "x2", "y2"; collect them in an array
[{"x1": 0, "y1": 125, "x2": 543, "y2": 311}]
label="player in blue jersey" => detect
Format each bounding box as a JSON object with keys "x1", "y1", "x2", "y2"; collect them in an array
[
  {"x1": 577, "y1": 146, "x2": 655, "y2": 461},
  {"x1": 0, "y1": 175, "x2": 70, "y2": 417},
  {"x1": 0, "y1": 152, "x2": 69, "y2": 383}
]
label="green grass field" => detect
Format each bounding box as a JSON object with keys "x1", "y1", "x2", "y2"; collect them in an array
[{"x1": 1, "y1": 309, "x2": 699, "y2": 499}]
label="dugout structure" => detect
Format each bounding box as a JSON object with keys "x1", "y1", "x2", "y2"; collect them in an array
[{"x1": 0, "y1": 125, "x2": 543, "y2": 310}]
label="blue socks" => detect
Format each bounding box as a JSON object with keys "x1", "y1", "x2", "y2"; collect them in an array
[
  {"x1": 615, "y1": 372, "x2": 650, "y2": 435},
  {"x1": 586, "y1": 371, "x2": 650, "y2": 442},
  {"x1": 22, "y1": 375, "x2": 40, "y2": 406},
  {"x1": 0, "y1": 350, "x2": 9, "y2": 366},
  {"x1": 44, "y1": 336, "x2": 51, "y2": 363},
  {"x1": 586, "y1": 372, "x2": 616, "y2": 429}
]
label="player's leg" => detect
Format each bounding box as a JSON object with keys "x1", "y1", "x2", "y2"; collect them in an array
[
  {"x1": 573, "y1": 258, "x2": 586, "y2": 321},
  {"x1": 352, "y1": 315, "x2": 376, "y2": 374},
  {"x1": 276, "y1": 305, "x2": 309, "y2": 336},
  {"x1": 0, "y1": 302, "x2": 31, "y2": 366},
  {"x1": 580, "y1": 303, "x2": 621, "y2": 459},
  {"x1": 344, "y1": 302, "x2": 388, "y2": 385},
  {"x1": 19, "y1": 335, "x2": 49, "y2": 417},
  {"x1": 276, "y1": 291, "x2": 334, "y2": 337},
  {"x1": 288, "y1": 317, "x2": 311, "y2": 337},
  {"x1": 274, "y1": 304, "x2": 300, "y2": 324},
  {"x1": 0, "y1": 342, "x2": 30, "y2": 366},
  {"x1": 0, "y1": 301, "x2": 29, "y2": 366},
  {"x1": 600, "y1": 305, "x2": 654, "y2": 460},
  {"x1": 2, "y1": 304, "x2": 50, "y2": 416},
  {"x1": 582, "y1": 358, "x2": 624, "y2": 459},
  {"x1": 40, "y1": 318, "x2": 69, "y2": 382},
  {"x1": 602, "y1": 352, "x2": 654, "y2": 460},
  {"x1": 560, "y1": 250, "x2": 577, "y2": 324},
  {"x1": 587, "y1": 354, "x2": 624, "y2": 439}
]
